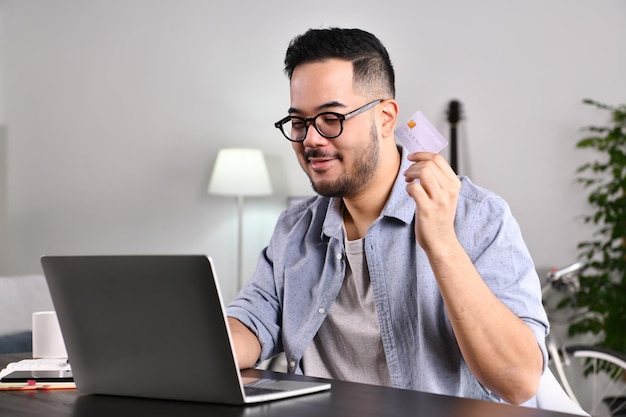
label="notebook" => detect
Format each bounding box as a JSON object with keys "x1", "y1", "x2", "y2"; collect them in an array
[{"x1": 40, "y1": 255, "x2": 330, "y2": 404}]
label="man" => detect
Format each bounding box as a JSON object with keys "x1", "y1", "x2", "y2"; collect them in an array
[{"x1": 226, "y1": 27, "x2": 548, "y2": 406}]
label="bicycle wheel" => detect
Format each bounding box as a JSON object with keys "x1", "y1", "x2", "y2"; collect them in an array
[{"x1": 550, "y1": 345, "x2": 626, "y2": 417}]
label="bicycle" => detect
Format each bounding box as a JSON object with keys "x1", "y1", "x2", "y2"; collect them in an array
[{"x1": 542, "y1": 262, "x2": 626, "y2": 417}]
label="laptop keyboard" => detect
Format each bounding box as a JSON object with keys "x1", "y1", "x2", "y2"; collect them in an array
[
  {"x1": 244, "y1": 378, "x2": 290, "y2": 396},
  {"x1": 244, "y1": 385, "x2": 283, "y2": 396}
]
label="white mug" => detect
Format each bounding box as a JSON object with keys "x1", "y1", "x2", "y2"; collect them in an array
[{"x1": 32, "y1": 311, "x2": 68, "y2": 359}]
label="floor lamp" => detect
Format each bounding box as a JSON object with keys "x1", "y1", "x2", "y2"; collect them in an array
[{"x1": 208, "y1": 148, "x2": 272, "y2": 291}]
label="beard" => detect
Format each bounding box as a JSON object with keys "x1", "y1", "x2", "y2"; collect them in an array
[{"x1": 306, "y1": 123, "x2": 380, "y2": 198}]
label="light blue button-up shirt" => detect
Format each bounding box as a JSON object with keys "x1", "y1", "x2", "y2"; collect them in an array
[{"x1": 227, "y1": 146, "x2": 549, "y2": 404}]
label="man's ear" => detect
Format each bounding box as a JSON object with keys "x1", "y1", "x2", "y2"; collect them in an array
[{"x1": 379, "y1": 99, "x2": 399, "y2": 139}]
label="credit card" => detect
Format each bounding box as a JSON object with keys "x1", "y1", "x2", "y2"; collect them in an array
[{"x1": 395, "y1": 111, "x2": 448, "y2": 154}]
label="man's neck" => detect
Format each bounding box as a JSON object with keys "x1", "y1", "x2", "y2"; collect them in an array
[{"x1": 342, "y1": 149, "x2": 401, "y2": 241}]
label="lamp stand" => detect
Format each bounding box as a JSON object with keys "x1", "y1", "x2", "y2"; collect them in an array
[{"x1": 236, "y1": 194, "x2": 244, "y2": 291}]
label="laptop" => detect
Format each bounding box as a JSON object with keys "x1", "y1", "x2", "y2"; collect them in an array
[{"x1": 40, "y1": 255, "x2": 331, "y2": 404}]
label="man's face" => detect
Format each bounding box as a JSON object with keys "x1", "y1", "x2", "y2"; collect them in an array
[{"x1": 289, "y1": 59, "x2": 380, "y2": 198}]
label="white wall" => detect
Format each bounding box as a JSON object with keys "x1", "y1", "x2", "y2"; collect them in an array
[
  {"x1": 1, "y1": 1, "x2": 625, "y2": 302},
  {"x1": 0, "y1": 127, "x2": 6, "y2": 275},
  {"x1": 0, "y1": 6, "x2": 6, "y2": 274}
]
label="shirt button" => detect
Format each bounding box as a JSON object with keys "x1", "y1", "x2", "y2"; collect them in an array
[
  {"x1": 336, "y1": 253, "x2": 342, "y2": 260},
  {"x1": 289, "y1": 361, "x2": 296, "y2": 369},
  {"x1": 318, "y1": 307, "x2": 325, "y2": 315}
]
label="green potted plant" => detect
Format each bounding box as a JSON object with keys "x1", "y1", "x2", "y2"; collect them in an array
[{"x1": 571, "y1": 98, "x2": 626, "y2": 355}]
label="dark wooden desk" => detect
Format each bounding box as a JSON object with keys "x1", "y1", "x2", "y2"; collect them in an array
[{"x1": 1, "y1": 353, "x2": 575, "y2": 417}]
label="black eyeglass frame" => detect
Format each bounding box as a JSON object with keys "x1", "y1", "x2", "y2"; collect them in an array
[{"x1": 274, "y1": 99, "x2": 383, "y2": 142}]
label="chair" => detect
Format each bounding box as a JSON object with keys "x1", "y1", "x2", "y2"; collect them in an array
[{"x1": 536, "y1": 368, "x2": 590, "y2": 416}]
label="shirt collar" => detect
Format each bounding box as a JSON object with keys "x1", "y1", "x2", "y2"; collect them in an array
[{"x1": 380, "y1": 145, "x2": 416, "y2": 225}]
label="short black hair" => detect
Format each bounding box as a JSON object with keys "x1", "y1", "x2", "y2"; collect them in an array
[{"x1": 284, "y1": 27, "x2": 395, "y2": 98}]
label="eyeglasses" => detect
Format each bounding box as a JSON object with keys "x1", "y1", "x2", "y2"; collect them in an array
[{"x1": 274, "y1": 99, "x2": 383, "y2": 142}]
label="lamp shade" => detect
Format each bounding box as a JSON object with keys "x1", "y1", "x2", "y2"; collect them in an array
[{"x1": 208, "y1": 148, "x2": 272, "y2": 196}]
